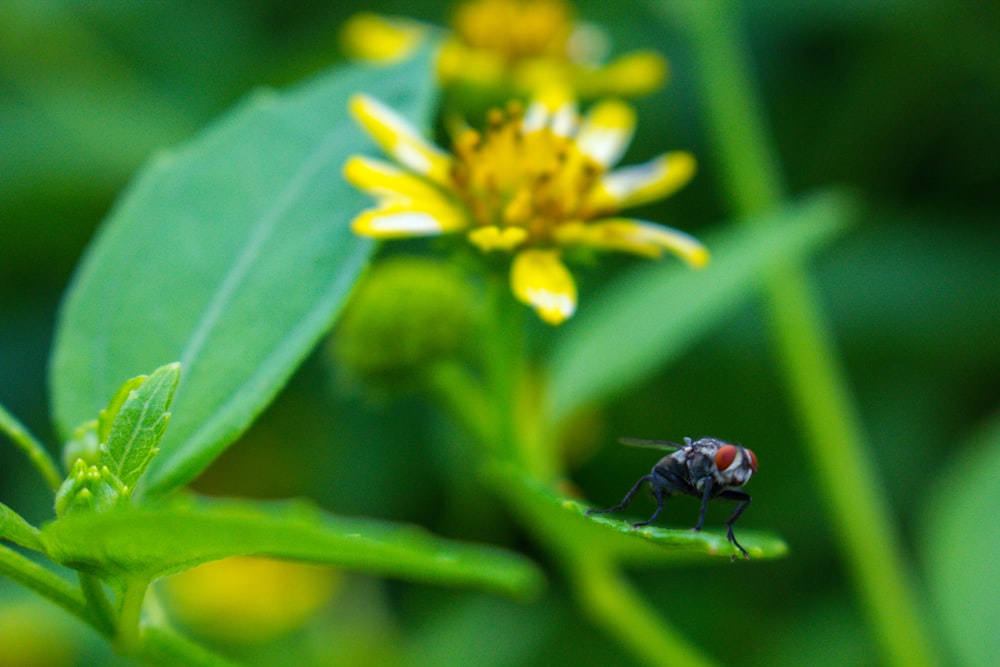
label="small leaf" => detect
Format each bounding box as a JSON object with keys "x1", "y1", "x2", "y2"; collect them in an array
[
  {"x1": 50, "y1": 46, "x2": 440, "y2": 497},
  {"x1": 97, "y1": 374, "x2": 146, "y2": 446},
  {"x1": 0, "y1": 502, "x2": 42, "y2": 551},
  {"x1": 40, "y1": 496, "x2": 544, "y2": 600},
  {"x1": 101, "y1": 363, "x2": 180, "y2": 493},
  {"x1": 487, "y1": 463, "x2": 787, "y2": 563},
  {"x1": 547, "y1": 189, "x2": 858, "y2": 425}
]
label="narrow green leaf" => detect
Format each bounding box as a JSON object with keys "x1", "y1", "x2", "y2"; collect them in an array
[
  {"x1": 102, "y1": 363, "x2": 180, "y2": 492},
  {"x1": 923, "y1": 413, "x2": 1000, "y2": 667},
  {"x1": 0, "y1": 401, "x2": 62, "y2": 491},
  {"x1": 0, "y1": 502, "x2": 42, "y2": 551},
  {"x1": 547, "y1": 189, "x2": 858, "y2": 425},
  {"x1": 488, "y1": 463, "x2": 787, "y2": 563},
  {"x1": 97, "y1": 374, "x2": 146, "y2": 446},
  {"x1": 40, "y1": 496, "x2": 544, "y2": 600},
  {"x1": 0, "y1": 543, "x2": 95, "y2": 629},
  {"x1": 50, "y1": 47, "x2": 439, "y2": 497}
]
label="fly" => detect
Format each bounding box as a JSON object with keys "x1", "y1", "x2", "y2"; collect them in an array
[{"x1": 586, "y1": 436, "x2": 758, "y2": 559}]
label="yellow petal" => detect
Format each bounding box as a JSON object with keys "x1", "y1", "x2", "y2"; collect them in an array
[
  {"x1": 575, "y1": 99, "x2": 636, "y2": 168},
  {"x1": 349, "y1": 94, "x2": 453, "y2": 186},
  {"x1": 437, "y1": 39, "x2": 506, "y2": 86},
  {"x1": 343, "y1": 155, "x2": 450, "y2": 205},
  {"x1": 523, "y1": 89, "x2": 578, "y2": 136},
  {"x1": 556, "y1": 218, "x2": 709, "y2": 267},
  {"x1": 572, "y1": 51, "x2": 669, "y2": 98},
  {"x1": 511, "y1": 249, "x2": 577, "y2": 325},
  {"x1": 340, "y1": 13, "x2": 426, "y2": 64},
  {"x1": 586, "y1": 151, "x2": 696, "y2": 213},
  {"x1": 467, "y1": 226, "x2": 529, "y2": 252},
  {"x1": 351, "y1": 201, "x2": 467, "y2": 239}
]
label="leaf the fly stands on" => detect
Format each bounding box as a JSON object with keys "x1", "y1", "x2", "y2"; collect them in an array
[
  {"x1": 50, "y1": 46, "x2": 440, "y2": 497},
  {"x1": 40, "y1": 496, "x2": 544, "y2": 600},
  {"x1": 487, "y1": 463, "x2": 787, "y2": 563},
  {"x1": 101, "y1": 363, "x2": 180, "y2": 493},
  {"x1": 582, "y1": 508, "x2": 788, "y2": 562}
]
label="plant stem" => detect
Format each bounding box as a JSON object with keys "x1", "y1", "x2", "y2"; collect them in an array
[
  {"x1": 490, "y1": 465, "x2": 721, "y2": 667},
  {"x1": 79, "y1": 572, "x2": 117, "y2": 636},
  {"x1": 662, "y1": 1, "x2": 938, "y2": 665},
  {"x1": 484, "y1": 272, "x2": 563, "y2": 481},
  {"x1": 568, "y1": 554, "x2": 719, "y2": 667},
  {"x1": 0, "y1": 543, "x2": 99, "y2": 631},
  {"x1": 138, "y1": 625, "x2": 246, "y2": 667},
  {"x1": 116, "y1": 574, "x2": 150, "y2": 655},
  {"x1": 485, "y1": 269, "x2": 541, "y2": 469},
  {"x1": 0, "y1": 543, "x2": 241, "y2": 666},
  {"x1": 423, "y1": 361, "x2": 493, "y2": 452},
  {"x1": 0, "y1": 401, "x2": 63, "y2": 491}
]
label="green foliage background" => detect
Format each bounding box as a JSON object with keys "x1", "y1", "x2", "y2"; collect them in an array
[{"x1": 1, "y1": 1, "x2": 998, "y2": 665}]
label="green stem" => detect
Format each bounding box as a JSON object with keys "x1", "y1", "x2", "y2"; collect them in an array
[
  {"x1": 116, "y1": 574, "x2": 150, "y2": 655},
  {"x1": 0, "y1": 401, "x2": 63, "y2": 491},
  {"x1": 138, "y1": 625, "x2": 245, "y2": 667},
  {"x1": 568, "y1": 554, "x2": 719, "y2": 667},
  {"x1": 79, "y1": 572, "x2": 117, "y2": 637},
  {"x1": 484, "y1": 270, "x2": 525, "y2": 460},
  {"x1": 0, "y1": 543, "x2": 99, "y2": 631},
  {"x1": 490, "y1": 467, "x2": 721, "y2": 667},
  {"x1": 663, "y1": 2, "x2": 938, "y2": 665},
  {"x1": 423, "y1": 360, "x2": 494, "y2": 452},
  {"x1": 483, "y1": 270, "x2": 562, "y2": 480},
  {"x1": 0, "y1": 544, "x2": 240, "y2": 666}
]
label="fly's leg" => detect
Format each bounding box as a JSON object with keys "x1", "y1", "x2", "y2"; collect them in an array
[
  {"x1": 693, "y1": 476, "x2": 714, "y2": 532},
  {"x1": 630, "y1": 484, "x2": 666, "y2": 528},
  {"x1": 718, "y1": 489, "x2": 752, "y2": 560},
  {"x1": 586, "y1": 474, "x2": 652, "y2": 517}
]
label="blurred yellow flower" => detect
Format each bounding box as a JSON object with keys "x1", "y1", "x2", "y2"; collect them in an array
[
  {"x1": 165, "y1": 556, "x2": 339, "y2": 642},
  {"x1": 0, "y1": 602, "x2": 75, "y2": 667},
  {"x1": 344, "y1": 91, "x2": 707, "y2": 325},
  {"x1": 340, "y1": 0, "x2": 667, "y2": 99}
]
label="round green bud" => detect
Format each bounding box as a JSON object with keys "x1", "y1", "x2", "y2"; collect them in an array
[{"x1": 331, "y1": 257, "x2": 482, "y2": 384}]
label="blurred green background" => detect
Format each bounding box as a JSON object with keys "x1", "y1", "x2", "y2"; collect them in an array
[{"x1": 2, "y1": 1, "x2": 998, "y2": 665}]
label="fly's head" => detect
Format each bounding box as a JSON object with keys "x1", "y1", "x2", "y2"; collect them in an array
[{"x1": 711, "y1": 441, "x2": 758, "y2": 488}]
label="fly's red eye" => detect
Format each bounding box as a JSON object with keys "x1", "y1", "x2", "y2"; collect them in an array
[
  {"x1": 715, "y1": 445, "x2": 738, "y2": 470},
  {"x1": 746, "y1": 448, "x2": 758, "y2": 471}
]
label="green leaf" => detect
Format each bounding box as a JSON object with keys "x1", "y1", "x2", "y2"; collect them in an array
[
  {"x1": 97, "y1": 374, "x2": 146, "y2": 446},
  {"x1": 0, "y1": 502, "x2": 42, "y2": 551},
  {"x1": 50, "y1": 47, "x2": 439, "y2": 497},
  {"x1": 40, "y1": 496, "x2": 544, "y2": 600},
  {"x1": 101, "y1": 363, "x2": 180, "y2": 493},
  {"x1": 487, "y1": 463, "x2": 787, "y2": 563},
  {"x1": 923, "y1": 412, "x2": 1000, "y2": 667},
  {"x1": 547, "y1": 189, "x2": 858, "y2": 425}
]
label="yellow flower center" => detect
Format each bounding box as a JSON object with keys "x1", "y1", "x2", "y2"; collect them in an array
[
  {"x1": 450, "y1": 102, "x2": 601, "y2": 249},
  {"x1": 452, "y1": 0, "x2": 573, "y2": 63}
]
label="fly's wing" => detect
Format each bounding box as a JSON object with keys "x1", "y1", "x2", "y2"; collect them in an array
[{"x1": 618, "y1": 437, "x2": 682, "y2": 452}]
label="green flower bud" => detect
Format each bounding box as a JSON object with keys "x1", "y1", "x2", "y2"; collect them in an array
[
  {"x1": 62, "y1": 420, "x2": 100, "y2": 471},
  {"x1": 54, "y1": 459, "x2": 124, "y2": 517},
  {"x1": 331, "y1": 257, "x2": 482, "y2": 384}
]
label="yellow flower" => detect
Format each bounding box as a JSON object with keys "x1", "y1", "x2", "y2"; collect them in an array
[
  {"x1": 165, "y1": 556, "x2": 339, "y2": 642},
  {"x1": 343, "y1": 91, "x2": 707, "y2": 325},
  {"x1": 340, "y1": 0, "x2": 666, "y2": 100}
]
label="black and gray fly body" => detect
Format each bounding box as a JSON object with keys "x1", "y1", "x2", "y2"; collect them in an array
[{"x1": 586, "y1": 436, "x2": 758, "y2": 559}]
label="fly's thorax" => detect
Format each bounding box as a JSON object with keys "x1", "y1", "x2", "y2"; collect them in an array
[{"x1": 677, "y1": 437, "x2": 758, "y2": 489}]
